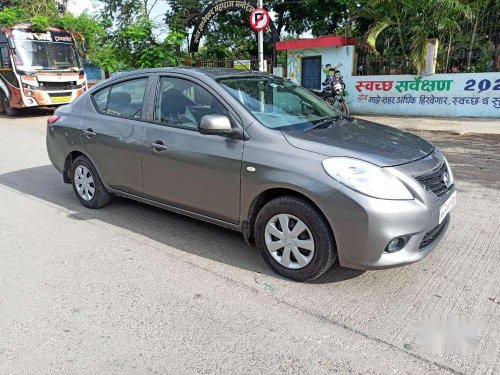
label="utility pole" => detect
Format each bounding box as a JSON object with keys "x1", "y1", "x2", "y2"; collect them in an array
[{"x1": 257, "y1": 0, "x2": 264, "y2": 72}]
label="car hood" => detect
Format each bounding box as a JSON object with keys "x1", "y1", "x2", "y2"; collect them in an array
[{"x1": 281, "y1": 117, "x2": 434, "y2": 167}]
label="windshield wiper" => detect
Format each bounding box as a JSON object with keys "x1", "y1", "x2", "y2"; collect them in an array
[{"x1": 306, "y1": 118, "x2": 337, "y2": 131}]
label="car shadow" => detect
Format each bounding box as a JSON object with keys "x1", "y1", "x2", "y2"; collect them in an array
[{"x1": 0, "y1": 165, "x2": 364, "y2": 283}]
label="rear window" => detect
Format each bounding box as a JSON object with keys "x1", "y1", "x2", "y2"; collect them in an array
[{"x1": 92, "y1": 78, "x2": 148, "y2": 120}]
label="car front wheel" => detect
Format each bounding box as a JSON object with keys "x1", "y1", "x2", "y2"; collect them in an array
[
  {"x1": 71, "y1": 155, "x2": 111, "y2": 209},
  {"x1": 255, "y1": 196, "x2": 337, "y2": 281}
]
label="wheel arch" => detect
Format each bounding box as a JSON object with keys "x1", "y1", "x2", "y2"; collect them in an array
[
  {"x1": 63, "y1": 150, "x2": 107, "y2": 189},
  {"x1": 63, "y1": 150, "x2": 86, "y2": 183},
  {"x1": 242, "y1": 187, "x2": 334, "y2": 245}
]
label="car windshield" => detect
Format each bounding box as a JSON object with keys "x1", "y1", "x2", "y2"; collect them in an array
[
  {"x1": 13, "y1": 40, "x2": 81, "y2": 72},
  {"x1": 217, "y1": 75, "x2": 340, "y2": 131}
]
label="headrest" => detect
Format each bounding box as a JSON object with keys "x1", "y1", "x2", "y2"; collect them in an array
[{"x1": 109, "y1": 91, "x2": 131, "y2": 106}]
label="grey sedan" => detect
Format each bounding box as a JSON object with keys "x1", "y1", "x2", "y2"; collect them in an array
[{"x1": 46, "y1": 68, "x2": 456, "y2": 281}]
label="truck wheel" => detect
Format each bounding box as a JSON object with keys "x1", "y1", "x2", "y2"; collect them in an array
[{"x1": 1, "y1": 93, "x2": 20, "y2": 117}]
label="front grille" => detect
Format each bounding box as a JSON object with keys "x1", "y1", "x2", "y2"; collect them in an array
[
  {"x1": 414, "y1": 162, "x2": 452, "y2": 198},
  {"x1": 49, "y1": 92, "x2": 72, "y2": 98},
  {"x1": 419, "y1": 216, "x2": 449, "y2": 249},
  {"x1": 38, "y1": 81, "x2": 81, "y2": 91}
]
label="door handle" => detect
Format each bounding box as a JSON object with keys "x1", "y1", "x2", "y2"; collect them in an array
[
  {"x1": 82, "y1": 128, "x2": 96, "y2": 138},
  {"x1": 150, "y1": 140, "x2": 168, "y2": 151}
]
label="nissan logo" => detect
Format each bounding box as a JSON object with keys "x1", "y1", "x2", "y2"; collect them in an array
[{"x1": 443, "y1": 172, "x2": 451, "y2": 188}]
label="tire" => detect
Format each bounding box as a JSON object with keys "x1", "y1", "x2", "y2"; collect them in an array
[
  {"x1": 1, "y1": 93, "x2": 20, "y2": 117},
  {"x1": 255, "y1": 196, "x2": 337, "y2": 281},
  {"x1": 71, "y1": 155, "x2": 111, "y2": 209},
  {"x1": 339, "y1": 100, "x2": 349, "y2": 115}
]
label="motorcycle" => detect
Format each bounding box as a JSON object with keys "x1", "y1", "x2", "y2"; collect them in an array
[{"x1": 310, "y1": 68, "x2": 349, "y2": 115}]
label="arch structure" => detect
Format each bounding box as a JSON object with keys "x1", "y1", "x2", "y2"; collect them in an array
[{"x1": 189, "y1": 0, "x2": 279, "y2": 53}]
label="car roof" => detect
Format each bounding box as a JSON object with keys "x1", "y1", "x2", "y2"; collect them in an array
[{"x1": 107, "y1": 67, "x2": 268, "y2": 81}]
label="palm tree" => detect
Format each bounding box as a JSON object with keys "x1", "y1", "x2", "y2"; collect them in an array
[{"x1": 363, "y1": 0, "x2": 470, "y2": 73}]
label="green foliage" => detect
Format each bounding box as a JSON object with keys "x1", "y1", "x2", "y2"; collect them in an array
[
  {"x1": 0, "y1": 0, "x2": 186, "y2": 72},
  {"x1": 1, "y1": 0, "x2": 59, "y2": 18},
  {"x1": 3, "y1": 0, "x2": 496, "y2": 73},
  {"x1": 360, "y1": 0, "x2": 478, "y2": 73},
  {"x1": 113, "y1": 17, "x2": 186, "y2": 69},
  {"x1": 166, "y1": 0, "x2": 350, "y2": 61},
  {"x1": 0, "y1": 6, "x2": 27, "y2": 26},
  {"x1": 31, "y1": 15, "x2": 51, "y2": 31}
]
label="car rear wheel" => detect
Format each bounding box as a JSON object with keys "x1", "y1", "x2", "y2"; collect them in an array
[
  {"x1": 71, "y1": 156, "x2": 111, "y2": 209},
  {"x1": 255, "y1": 196, "x2": 337, "y2": 281}
]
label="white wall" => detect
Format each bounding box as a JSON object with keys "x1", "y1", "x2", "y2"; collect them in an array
[
  {"x1": 286, "y1": 45, "x2": 500, "y2": 118},
  {"x1": 344, "y1": 72, "x2": 500, "y2": 117},
  {"x1": 286, "y1": 45, "x2": 355, "y2": 86}
]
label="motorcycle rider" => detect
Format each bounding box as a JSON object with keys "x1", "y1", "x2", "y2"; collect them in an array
[
  {"x1": 320, "y1": 68, "x2": 335, "y2": 97},
  {"x1": 322, "y1": 63, "x2": 332, "y2": 80}
]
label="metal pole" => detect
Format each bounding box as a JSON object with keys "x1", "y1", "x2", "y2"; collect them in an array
[{"x1": 258, "y1": 0, "x2": 264, "y2": 72}]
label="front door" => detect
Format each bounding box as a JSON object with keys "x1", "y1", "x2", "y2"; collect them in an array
[
  {"x1": 141, "y1": 76, "x2": 244, "y2": 224},
  {"x1": 301, "y1": 56, "x2": 322, "y2": 90},
  {"x1": 81, "y1": 76, "x2": 150, "y2": 195}
]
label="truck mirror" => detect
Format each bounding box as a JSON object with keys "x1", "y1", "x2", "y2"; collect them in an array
[{"x1": 7, "y1": 37, "x2": 15, "y2": 50}]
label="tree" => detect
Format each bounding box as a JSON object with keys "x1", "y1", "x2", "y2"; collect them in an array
[
  {"x1": 361, "y1": 0, "x2": 475, "y2": 73},
  {"x1": 98, "y1": 0, "x2": 186, "y2": 70},
  {"x1": 164, "y1": 0, "x2": 350, "y2": 61},
  {"x1": 271, "y1": 0, "x2": 348, "y2": 37}
]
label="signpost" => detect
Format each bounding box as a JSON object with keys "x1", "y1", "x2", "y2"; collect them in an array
[{"x1": 249, "y1": 4, "x2": 269, "y2": 72}]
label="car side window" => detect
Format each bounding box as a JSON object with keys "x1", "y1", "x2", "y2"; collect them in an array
[
  {"x1": 93, "y1": 86, "x2": 110, "y2": 112},
  {"x1": 93, "y1": 78, "x2": 148, "y2": 120},
  {"x1": 154, "y1": 77, "x2": 229, "y2": 130}
]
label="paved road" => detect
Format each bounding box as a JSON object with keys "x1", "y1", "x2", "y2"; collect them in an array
[
  {"x1": 0, "y1": 112, "x2": 499, "y2": 374},
  {"x1": 357, "y1": 116, "x2": 500, "y2": 135}
]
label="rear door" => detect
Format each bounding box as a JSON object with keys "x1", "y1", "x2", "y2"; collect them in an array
[
  {"x1": 141, "y1": 75, "x2": 244, "y2": 224},
  {"x1": 81, "y1": 75, "x2": 152, "y2": 195}
]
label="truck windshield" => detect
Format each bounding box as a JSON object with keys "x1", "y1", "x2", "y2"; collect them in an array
[
  {"x1": 217, "y1": 75, "x2": 340, "y2": 131},
  {"x1": 13, "y1": 40, "x2": 81, "y2": 72}
]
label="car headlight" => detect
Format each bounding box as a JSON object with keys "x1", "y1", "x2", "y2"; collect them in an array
[
  {"x1": 443, "y1": 156, "x2": 454, "y2": 185},
  {"x1": 322, "y1": 157, "x2": 413, "y2": 200}
]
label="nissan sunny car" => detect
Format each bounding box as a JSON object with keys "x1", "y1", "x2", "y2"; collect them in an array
[{"x1": 46, "y1": 68, "x2": 456, "y2": 281}]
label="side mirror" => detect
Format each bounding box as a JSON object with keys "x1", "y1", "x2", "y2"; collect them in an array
[
  {"x1": 81, "y1": 41, "x2": 87, "y2": 52},
  {"x1": 199, "y1": 115, "x2": 233, "y2": 135}
]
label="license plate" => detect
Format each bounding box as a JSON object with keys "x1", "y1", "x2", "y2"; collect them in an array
[
  {"x1": 439, "y1": 191, "x2": 457, "y2": 224},
  {"x1": 51, "y1": 96, "x2": 71, "y2": 103}
]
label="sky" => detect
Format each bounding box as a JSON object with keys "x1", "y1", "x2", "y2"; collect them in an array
[{"x1": 67, "y1": 0, "x2": 168, "y2": 19}]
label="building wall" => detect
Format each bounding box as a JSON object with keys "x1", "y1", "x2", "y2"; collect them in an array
[
  {"x1": 285, "y1": 45, "x2": 500, "y2": 117},
  {"x1": 286, "y1": 45, "x2": 355, "y2": 86},
  {"x1": 344, "y1": 72, "x2": 500, "y2": 117}
]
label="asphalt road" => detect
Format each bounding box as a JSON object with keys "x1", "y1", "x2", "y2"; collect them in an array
[{"x1": 0, "y1": 111, "x2": 499, "y2": 374}]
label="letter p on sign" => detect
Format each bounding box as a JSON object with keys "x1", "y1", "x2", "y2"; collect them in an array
[{"x1": 250, "y1": 8, "x2": 270, "y2": 31}]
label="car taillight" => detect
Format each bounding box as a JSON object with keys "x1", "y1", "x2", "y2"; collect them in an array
[
  {"x1": 79, "y1": 73, "x2": 85, "y2": 80},
  {"x1": 47, "y1": 115, "x2": 61, "y2": 126}
]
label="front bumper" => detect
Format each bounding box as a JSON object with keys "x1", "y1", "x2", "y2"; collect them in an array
[{"x1": 320, "y1": 151, "x2": 455, "y2": 270}]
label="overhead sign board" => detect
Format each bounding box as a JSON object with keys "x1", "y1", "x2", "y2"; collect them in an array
[{"x1": 11, "y1": 29, "x2": 74, "y2": 43}]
